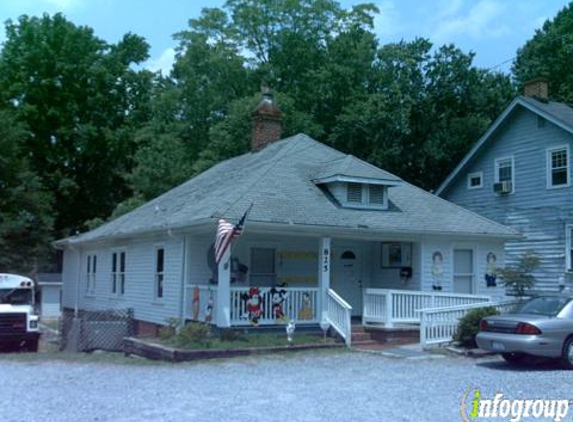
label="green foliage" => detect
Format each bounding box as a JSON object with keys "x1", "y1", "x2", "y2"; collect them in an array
[
  {"x1": 513, "y1": 3, "x2": 573, "y2": 103},
  {"x1": 158, "y1": 318, "x2": 181, "y2": 340},
  {"x1": 0, "y1": 110, "x2": 54, "y2": 274},
  {"x1": 0, "y1": 13, "x2": 152, "y2": 237},
  {"x1": 499, "y1": 251, "x2": 541, "y2": 297},
  {"x1": 175, "y1": 322, "x2": 212, "y2": 347},
  {"x1": 454, "y1": 307, "x2": 499, "y2": 348}
]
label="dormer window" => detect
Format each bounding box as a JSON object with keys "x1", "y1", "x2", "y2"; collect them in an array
[
  {"x1": 369, "y1": 185, "x2": 385, "y2": 205},
  {"x1": 343, "y1": 183, "x2": 388, "y2": 209},
  {"x1": 347, "y1": 183, "x2": 363, "y2": 203},
  {"x1": 311, "y1": 154, "x2": 402, "y2": 211}
]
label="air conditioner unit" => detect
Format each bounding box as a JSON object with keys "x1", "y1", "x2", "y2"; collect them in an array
[{"x1": 493, "y1": 181, "x2": 512, "y2": 194}]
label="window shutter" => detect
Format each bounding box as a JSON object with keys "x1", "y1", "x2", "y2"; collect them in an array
[
  {"x1": 346, "y1": 183, "x2": 363, "y2": 203},
  {"x1": 369, "y1": 185, "x2": 385, "y2": 205}
]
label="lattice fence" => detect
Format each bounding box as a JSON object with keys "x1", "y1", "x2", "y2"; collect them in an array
[{"x1": 60, "y1": 308, "x2": 134, "y2": 352}]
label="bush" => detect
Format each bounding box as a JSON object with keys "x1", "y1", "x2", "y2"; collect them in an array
[
  {"x1": 219, "y1": 328, "x2": 245, "y2": 342},
  {"x1": 454, "y1": 307, "x2": 499, "y2": 348},
  {"x1": 175, "y1": 322, "x2": 211, "y2": 347}
]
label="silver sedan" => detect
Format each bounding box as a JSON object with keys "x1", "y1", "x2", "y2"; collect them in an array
[{"x1": 476, "y1": 294, "x2": 573, "y2": 367}]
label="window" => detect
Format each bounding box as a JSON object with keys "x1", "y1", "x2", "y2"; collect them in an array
[
  {"x1": 494, "y1": 156, "x2": 514, "y2": 193},
  {"x1": 155, "y1": 247, "x2": 165, "y2": 299},
  {"x1": 86, "y1": 254, "x2": 97, "y2": 294},
  {"x1": 567, "y1": 225, "x2": 573, "y2": 272},
  {"x1": 250, "y1": 247, "x2": 276, "y2": 286},
  {"x1": 346, "y1": 183, "x2": 363, "y2": 203},
  {"x1": 467, "y1": 172, "x2": 483, "y2": 189},
  {"x1": 547, "y1": 146, "x2": 570, "y2": 188},
  {"x1": 343, "y1": 183, "x2": 388, "y2": 209},
  {"x1": 111, "y1": 251, "x2": 126, "y2": 295},
  {"x1": 369, "y1": 185, "x2": 385, "y2": 205}
]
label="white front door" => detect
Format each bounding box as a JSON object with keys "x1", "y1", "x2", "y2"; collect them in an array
[
  {"x1": 453, "y1": 249, "x2": 474, "y2": 294},
  {"x1": 332, "y1": 247, "x2": 363, "y2": 316}
]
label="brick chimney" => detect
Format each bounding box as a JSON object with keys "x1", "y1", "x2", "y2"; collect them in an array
[
  {"x1": 523, "y1": 77, "x2": 549, "y2": 101},
  {"x1": 251, "y1": 85, "x2": 282, "y2": 151}
]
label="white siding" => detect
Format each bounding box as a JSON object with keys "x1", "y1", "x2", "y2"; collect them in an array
[
  {"x1": 40, "y1": 285, "x2": 62, "y2": 319},
  {"x1": 62, "y1": 247, "x2": 79, "y2": 309},
  {"x1": 66, "y1": 235, "x2": 184, "y2": 326}
]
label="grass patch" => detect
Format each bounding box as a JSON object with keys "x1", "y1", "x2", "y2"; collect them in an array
[{"x1": 159, "y1": 322, "x2": 332, "y2": 350}]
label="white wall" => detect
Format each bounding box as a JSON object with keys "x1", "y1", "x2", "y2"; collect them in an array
[
  {"x1": 40, "y1": 285, "x2": 61, "y2": 319},
  {"x1": 420, "y1": 237, "x2": 506, "y2": 299},
  {"x1": 62, "y1": 234, "x2": 184, "y2": 326}
]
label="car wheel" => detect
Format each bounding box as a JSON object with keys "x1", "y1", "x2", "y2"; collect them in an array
[
  {"x1": 561, "y1": 338, "x2": 573, "y2": 369},
  {"x1": 501, "y1": 352, "x2": 525, "y2": 364}
]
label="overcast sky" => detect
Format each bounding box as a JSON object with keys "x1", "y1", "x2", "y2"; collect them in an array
[{"x1": 0, "y1": 0, "x2": 568, "y2": 74}]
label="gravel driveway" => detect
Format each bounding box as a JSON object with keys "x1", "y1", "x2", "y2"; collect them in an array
[{"x1": 1, "y1": 351, "x2": 572, "y2": 422}]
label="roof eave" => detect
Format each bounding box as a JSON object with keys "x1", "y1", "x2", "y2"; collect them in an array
[{"x1": 312, "y1": 175, "x2": 402, "y2": 186}]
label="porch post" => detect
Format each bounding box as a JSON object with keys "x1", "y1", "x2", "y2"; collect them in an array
[
  {"x1": 318, "y1": 237, "x2": 331, "y2": 322},
  {"x1": 216, "y1": 246, "x2": 231, "y2": 328}
]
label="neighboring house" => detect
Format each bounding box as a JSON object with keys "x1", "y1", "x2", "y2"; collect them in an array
[
  {"x1": 437, "y1": 78, "x2": 573, "y2": 291},
  {"x1": 55, "y1": 89, "x2": 516, "y2": 338},
  {"x1": 37, "y1": 272, "x2": 62, "y2": 320}
]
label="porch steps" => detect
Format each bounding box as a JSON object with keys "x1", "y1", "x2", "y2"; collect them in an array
[{"x1": 335, "y1": 324, "x2": 420, "y2": 348}]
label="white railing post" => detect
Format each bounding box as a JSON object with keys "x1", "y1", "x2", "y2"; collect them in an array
[
  {"x1": 420, "y1": 310, "x2": 427, "y2": 348},
  {"x1": 385, "y1": 290, "x2": 394, "y2": 328},
  {"x1": 318, "y1": 237, "x2": 331, "y2": 324},
  {"x1": 216, "y1": 247, "x2": 231, "y2": 328}
]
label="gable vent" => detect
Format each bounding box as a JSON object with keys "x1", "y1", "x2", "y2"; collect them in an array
[
  {"x1": 346, "y1": 183, "x2": 363, "y2": 203},
  {"x1": 369, "y1": 185, "x2": 385, "y2": 205}
]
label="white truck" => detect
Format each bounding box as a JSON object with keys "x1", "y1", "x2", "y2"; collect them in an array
[{"x1": 0, "y1": 273, "x2": 40, "y2": 352}]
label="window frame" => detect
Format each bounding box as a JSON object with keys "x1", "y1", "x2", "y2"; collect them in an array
[
  {"x1": 467, "y1": 171, "x2": 483, "y2": 190},
  {"x1": 154, "y1": 246, "x2": 165, "y2": 300},
  {"x1": 111, "y1": 249, "x2": 127, "y2": 297},
  {"x1": 494, "y1": 156, "x2": 515, "y2": 194},
  {"x1": 85, "y1": 254, "x2": 97, "y2": 296},
  {"x1": 546, "y1": 145, "x2": 570, "y2": 189},
  {"x1": 344, "y1": 183, "x2": 388, "y2": 210}
]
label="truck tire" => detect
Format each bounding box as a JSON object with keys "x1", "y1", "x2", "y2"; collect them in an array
[{"x1": 25, "y1": 339, "x2": 39, "y2": 353}]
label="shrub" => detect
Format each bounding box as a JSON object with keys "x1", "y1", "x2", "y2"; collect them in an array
[
  {"x1": 454, "y1": 307, "x2": 499, "y2": 348},
  {"x1": 175, "y1": 322, "x2": 211, "y2": 347},
  {"x1": 499, "y1": 251, "x2": 540, "y2": 297},
  {"x1": 219, "y1": 328, "x2": 245, "y2": 342},
  {"x1": 158, "y1": 317, "x2": 180, "y2": 340}
]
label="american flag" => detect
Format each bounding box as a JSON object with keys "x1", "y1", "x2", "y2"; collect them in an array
[{"x1": 214, "y1": 204, "x2": 253, "y2": 264}]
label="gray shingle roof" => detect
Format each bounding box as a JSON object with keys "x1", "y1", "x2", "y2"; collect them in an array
[
  {"x1": 311, "y1": 155, "x2": 401, "y2": 183},
  {"x1": 60, "y1": 133, "x2": 516, "y2": 244},
  {"x1": 520, "y1": 96, "x2": 573, "y2": 129}
]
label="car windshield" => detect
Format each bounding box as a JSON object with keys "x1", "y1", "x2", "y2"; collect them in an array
[
  {"x1": 515, "y1": 296, "x2": 571, "y2": 316},
  {"x1": 0, "y1": 288, "x2": 33, "y2": 305}
]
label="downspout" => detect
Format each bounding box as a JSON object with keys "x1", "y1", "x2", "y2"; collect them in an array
[{"x1": 171, "y1": 230, "x2": 187, "y2": 327}]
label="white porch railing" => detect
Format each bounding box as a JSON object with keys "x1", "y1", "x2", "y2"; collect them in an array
[
  {"x1": 184, "y1": 285, "x2": 218, "y2": 323},
  {"x1": 362, "y1": 288, "x2": 492, "y2": 327},
  {"x1": 419, "y1": 300, "x2": 519, "y2": 349},
  {"x1": 325, "y1": 289, "x2": 352, "y2": 347},
  {"x1": 229, "y1": 287, "x2": 320, "y2": 326}
]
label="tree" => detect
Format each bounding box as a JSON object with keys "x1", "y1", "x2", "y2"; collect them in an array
[
  {"x1": 0, "y1": 111, "x2": 53, "y2": 274},
  {"x1": 0, "y1": 14, "x2": 152, "y2": 235},
  {"x1": 513, "y1": 3, "x2": 573, "y2": 103},
  {"x1": 499, "y1": 251, "x2": 540, "y2": 297},
  {"x1": 330, "y1": 39, "x2": 514, "y2": 190}
]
